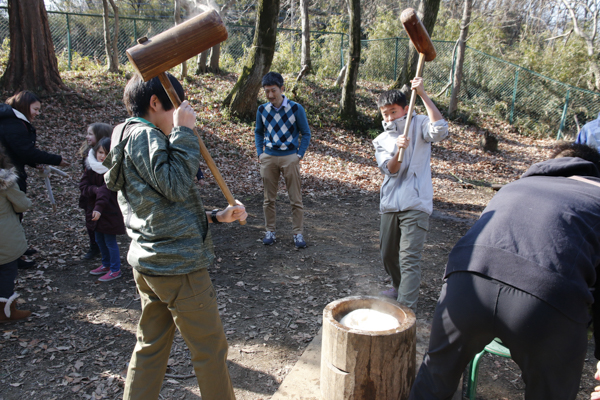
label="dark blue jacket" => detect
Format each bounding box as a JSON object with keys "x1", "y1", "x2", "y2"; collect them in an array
[{"x1": 446, "y1": 157, "x2": 600, "y2": 327}]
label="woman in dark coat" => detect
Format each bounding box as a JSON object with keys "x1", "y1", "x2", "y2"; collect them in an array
[{"x1": 0, "y1": 91, "x2": 69, "y2": 193}]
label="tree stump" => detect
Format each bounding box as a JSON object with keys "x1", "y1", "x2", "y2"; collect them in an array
[
  {"x1": 320, "y1": 296, "x2": 416, "y2": 400},
  {"x1": 480, "y1": 131, "x2": 498, "y2": 152}
]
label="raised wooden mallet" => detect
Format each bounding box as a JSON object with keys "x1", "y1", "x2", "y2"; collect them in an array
[
  {"x1": 126, "y1": 9, "x2": 246, "y2": 224},
  {"x1": 398, "y1": 8, "x2": 437, "y2": 162}
]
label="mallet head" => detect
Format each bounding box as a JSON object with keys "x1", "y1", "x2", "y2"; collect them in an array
[
  {"x1": 401, "y1": 8, "x2": 436, "y2": 61},
  {"x1": 126, "y1": 9, "x2": 228, "y2": 81}
]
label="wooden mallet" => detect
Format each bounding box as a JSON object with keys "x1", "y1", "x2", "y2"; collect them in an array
[
  {"x1": 397, "y1": 8, "x2": 437, "y2": 162},
  {"x1": 126, "y1": 9, "x2": 245, "y2": 224}
]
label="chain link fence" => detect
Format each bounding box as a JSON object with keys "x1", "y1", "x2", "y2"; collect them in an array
[{"x1": 0, "y1": 7, "x2": 598, "y2": 138}]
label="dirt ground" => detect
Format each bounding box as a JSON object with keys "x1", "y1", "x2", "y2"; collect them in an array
[
  {"x1": 0, "y1": 75, "x2": 596, "y2": 399},
  {"x1": 1, "y1": 180, "x2": 597, "y2": 400}
]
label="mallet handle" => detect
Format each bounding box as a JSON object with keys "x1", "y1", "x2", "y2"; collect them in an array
[
  {"x1": 398, "y1": 52, "x2": 426, "y2": 162},
  {"x1": 157, "y1": 72, "x2": 246, "y2": 225}
]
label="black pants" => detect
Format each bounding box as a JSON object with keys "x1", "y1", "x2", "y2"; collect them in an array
[
  {"x1": 410, "y1": 272, "x2": 588, "y2": 400},
  {"x1": 0, "y1": 259, "x2": 18, "y2": 298},
  {"x1": 87, "y1": 227, "x2": 97, "y2": 246}
]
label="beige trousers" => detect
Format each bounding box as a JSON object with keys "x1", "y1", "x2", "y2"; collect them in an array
[
  {"x1": 124, "y1": 268, "x2": 235, "y2": 400},
  {"x1": 259, "y1": 153, "x2": 304, "y2": 234}
]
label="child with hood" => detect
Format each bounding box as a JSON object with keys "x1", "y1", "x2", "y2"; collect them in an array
[
  {"x1": 0, "y1": 144, "x2": 32, "y2": 322},
  {"x1": 79, "y1": 137, "x2": 126, "y2": 282}
]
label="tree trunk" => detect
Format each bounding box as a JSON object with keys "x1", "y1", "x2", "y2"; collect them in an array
[
  {"x1": 339, "y1": 0, "x2": 360, "y2": 121},
  {"x1": 207, "y1": 0, "x2": 222, "y2": 73},
  {"x1": 222, "y1": 0, "x2": 280, "y2": 120},
  {"x1": 296, "y1": 0, "x2": 311, "y2": 81},
  {"x1": 102, "y1": 0, "x2": 119, "y2": 73},
  {"x1": 196, "y1": 49, "x2": 210, "y2": 74},
  {"x1": 390, "y1": 0, "x2": 441, "y2": 90},
  {"x1": 590, "y1": 56, "x2": 600, "y2": 91},
  {"x1": 321, "y1": 296, "x2": 416, "y2": 400},
  {"x1": 209, "y1": 44, "x2": 221, "y2": 73},
  {"x1": 1, "y1": 0, "x2": 66, "y2": 93},
  {"x1": 334, "y1": 65, "x2": 347, "y2": 88},
  {"x1": 174, "y1": 0, "x2": 188, "y2": 78},
  {"x1": 560, "y1": 0, "x2": 600, "y2": 90},
  {"x1": 448, "y1": 0, "x2": 471, "y2": 116}
]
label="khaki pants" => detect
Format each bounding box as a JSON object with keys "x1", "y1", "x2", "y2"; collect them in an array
[
  {"x1": 124, "y1": 268, "x2": 235, "y2": 400},
  {"x1": 259, "y1": 153, "x2": 304, "y2": 234},
  {"x1": 380, "y1": 210, "x2": 429, "y2": 311}
]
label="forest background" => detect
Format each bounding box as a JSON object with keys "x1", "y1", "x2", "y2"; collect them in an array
[
  {"x1": 37, "y1": 0, "x2": 600, "y2": 92},
  {"x1": 1, "y1": 0, "x2": 600, "y2": 138}
]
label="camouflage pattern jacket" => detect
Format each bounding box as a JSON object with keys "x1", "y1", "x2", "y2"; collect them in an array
[{"x1": 103, "y1": 118, "x2": 214, "y2": 276}]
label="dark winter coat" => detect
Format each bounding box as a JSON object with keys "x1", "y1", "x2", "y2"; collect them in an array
[
  {"x1": 0, "y1": 104, "x2": 62, "y2": 193},
  {"x1": 445, "y1": 157, "x2": 600, "y2": 326},
  {"x1": 79, "y1": 149, "x2": 125, "y2": 236}
]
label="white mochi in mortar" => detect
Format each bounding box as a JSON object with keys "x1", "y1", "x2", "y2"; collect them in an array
[{"x1": 339, "y1": 308, "x2": 400, "y2": 331}]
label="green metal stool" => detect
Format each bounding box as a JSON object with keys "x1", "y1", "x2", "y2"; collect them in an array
[{"x1": 465, "y1": 338, "x2": 512, "y2": 400}]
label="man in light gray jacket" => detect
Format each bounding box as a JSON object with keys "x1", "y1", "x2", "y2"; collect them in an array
[{"x1": 373, "y1": 77, "x2": 448, "y2": 312}]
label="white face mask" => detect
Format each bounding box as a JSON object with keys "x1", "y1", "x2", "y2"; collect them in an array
[{"x1": 382, "y1": 120, "x2": 398, "y2": 132}]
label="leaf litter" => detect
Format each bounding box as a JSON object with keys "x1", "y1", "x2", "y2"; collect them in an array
[{"x1": 1, "y1": 71, "x2": 593, "y2": 400}]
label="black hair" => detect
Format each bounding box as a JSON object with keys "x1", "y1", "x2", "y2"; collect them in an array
[
  {"x1": 94, "y1": 137, "x2": 111, "y2": 157},
  {"x1": 262, "y1": 72, "x2": 284, "y2": 88},
  {"x1": 376, "y1": 89, "x2": 407, "y2": 108},
  {"x1": 552, "y1": 142, "x2": 600, "y2": 168},
  {"x1": 123, "y1": 73, "x2": 185, "y2": 117},
  {"x1": 6, "y1": 91, "x2": 41, "y2": 121}
]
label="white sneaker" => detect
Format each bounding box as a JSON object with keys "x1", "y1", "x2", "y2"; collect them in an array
[
  {"x1": 293, "y1": 233, "x2": 307, "y2": 248},
  {"x1": 263, "y1": 231, "x2": 276, "y2": 245}
]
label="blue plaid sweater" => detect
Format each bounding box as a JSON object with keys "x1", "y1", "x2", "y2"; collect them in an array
[{"x1": 254, "y1": 96, "x2": 311, "y2": 158}]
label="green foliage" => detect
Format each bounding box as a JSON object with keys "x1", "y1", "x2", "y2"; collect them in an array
[
  {"x1": 56, "y1": 51, "x2": 105, "y2": 72},
  {"x1": 366, "y1": 9, "x2": 404, "y2": 40},
  {"x1": 361, "y1": 10, "x2": 406, "y2": 82},
  {"x1": 309, "y1": 15, "x2": 348, "y2": 80},
  {"x1": 512, "y1": 35, "x2": 590, "y2": 89},
  {"x1": 271, "y1": 31, "x2": 302, "y2": 74},
  {"x1": 0, "y1": 38, "x2": 9, "y2": 76},
  {"x1": 433, "y1": 4, "x2": 595, "y2": 91},
  {"x1": 311, "y1": 31, "x2": 346, "y2": 80}
]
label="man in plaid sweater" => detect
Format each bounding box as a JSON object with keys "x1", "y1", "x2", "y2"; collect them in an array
[{"x1": 254, "y1": 72, "x2": 311, "y2": 248}]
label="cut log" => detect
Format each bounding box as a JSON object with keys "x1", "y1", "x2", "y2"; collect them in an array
[
  {"x1": 321, "y1": 296, "x2": 416, "y2": 400},
  {"x1": 480, "y1": 131, "x2": 498, "y2": 152}
]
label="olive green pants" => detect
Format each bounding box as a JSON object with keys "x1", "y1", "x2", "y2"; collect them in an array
[
  {"x1": 380, "y1": 210, "x2": 429, "y2": 312},
  {"x1": 124, "y1": 268, "x2": 235, "y2": 400}
]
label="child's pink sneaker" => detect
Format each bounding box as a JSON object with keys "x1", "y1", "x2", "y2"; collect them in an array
[
  {"x1": 90, "y1": 265, "x2": 110, "y2": 275},
  {"x1": 98, "y1": 271, "x2": 121, "y2": 282}
]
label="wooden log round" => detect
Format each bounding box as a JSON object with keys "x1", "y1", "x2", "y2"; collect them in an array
[
  {"x1": 126, "y1": 9, "x2": 228, "y2": 81},
  {"x1": 320, "y1": 296, "x2": 416, "y2": 400}
]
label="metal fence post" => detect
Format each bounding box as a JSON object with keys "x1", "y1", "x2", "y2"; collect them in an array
[
  {"x1": 510, "y1": 68, "x2": 520, "y2": 125},
  {"x1": 393, "y1": 37, "x2": 399, "y2": 81},
  {"x1": 66, "y1": 13, "x2": 72, "y2": 70},
  {"x1": 556, "y1": 89, "x2": 571, "y2": 140},
  {"x1": 133, "y1": 19, "x2": 138, "y2": 43}
]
